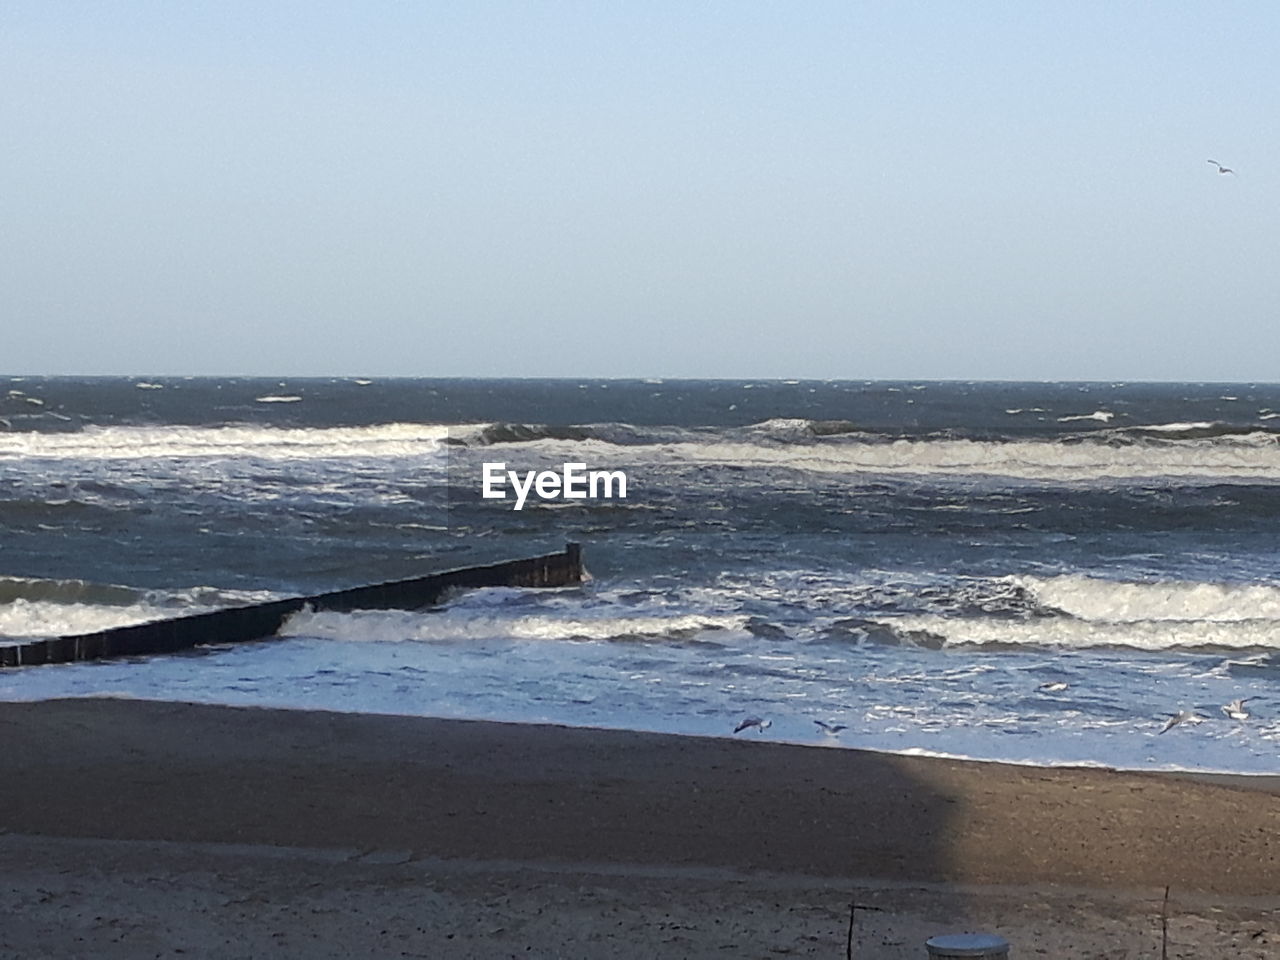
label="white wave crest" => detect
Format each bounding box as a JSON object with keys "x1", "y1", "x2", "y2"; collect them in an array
[
  {"x1": 1014, "y1": 574, "x2": 1280, "y2": 623},
  {"x1": 0, "y1": 599, "x2": 179, "y2": 640},
  {"x1": 0, "y1": 584, "x2": 282, "y2": 641},
  {"x1": 1130, "y1": 421, "x2": 1217, "y2": 433},
  {"x1": 1057, "y1": 410, "x2": 1114, "y2": 423},
  {"x1": 0, "y1": 422, "x2": 458, "y2": 461},
  {"x1": 878, "y1": 612, "x2": 1280, "y2": 651},
  {"x1": 280, "y1": 608, "x2": 750, "y2": 644},
  {"x1": 625, "y1": 435, "x2": 1280, "y2": 481}
]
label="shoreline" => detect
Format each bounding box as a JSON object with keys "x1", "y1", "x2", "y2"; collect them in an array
[{"x1": 5, "y1": 691, "x2": 1278, "y2": 783}]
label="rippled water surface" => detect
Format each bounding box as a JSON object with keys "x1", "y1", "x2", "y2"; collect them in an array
[{"x1": 3, "y1": 377, "x2": 1279, "y2": 773}]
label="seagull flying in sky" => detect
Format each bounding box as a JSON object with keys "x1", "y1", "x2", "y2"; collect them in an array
[
  {"x1": 1207, "y1": 160, "x2": 1235, "y2": 175},
  {"x1": 813, "y1": 720, "x2": 848, "y2": 734},
  {"x1": 734, "y1": 716, "x2": 772, "y2": 734}
]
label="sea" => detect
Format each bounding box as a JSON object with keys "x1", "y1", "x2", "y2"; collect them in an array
[{"x1": 2, "y1": 377, "x2": 1279, "y2": 775}]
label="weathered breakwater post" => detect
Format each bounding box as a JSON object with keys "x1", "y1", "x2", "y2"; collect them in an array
[{"x1": 0, "y1": 543, "x2": 584, "y2": 668}]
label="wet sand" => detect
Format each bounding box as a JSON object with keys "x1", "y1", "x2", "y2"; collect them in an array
[{"x1": 2, "y1": 697, "x2": 1277, "y2": 957}]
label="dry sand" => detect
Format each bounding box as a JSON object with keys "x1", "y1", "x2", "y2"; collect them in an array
[{"x1": 1, "y1": 697, "x2": 1277, "y2": 958}]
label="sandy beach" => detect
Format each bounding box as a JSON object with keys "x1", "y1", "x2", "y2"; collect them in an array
[{"x1": 2, "y1": 697, "x2": 1277, "y2": 958}]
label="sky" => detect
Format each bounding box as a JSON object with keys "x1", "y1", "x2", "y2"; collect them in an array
[{"x1": 3, "y1": 2, "x2": 1278, "y2": 379}]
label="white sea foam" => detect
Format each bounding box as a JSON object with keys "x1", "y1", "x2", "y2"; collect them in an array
[
  {"x1": 878, "y1": 612, "x2": 1280, "y2": 651},
  {"x1": 1014, "y1": 574, "x2": 1280, "y2": 623},
  {"x1": 1130, "y1": 421, "x2": 1217, "y2": 432},
  {"x1": 0, "y1": 599, "x2": 187, "y2": 639},
  {"x1": 280, "y1": 608, "x2": 751, "y2": 644},
  {"x1": 255, "y1": 395, "x2": 302, "y2": 403},
  {"x1": 0, "y1": 423, "x2": 457, "y2": 461},
  {"x1": 0, "y1": 584, "x2": 282, "y2": 640},
  {"x1": 752, "y1": 417, "x2": 815, "y2": 432},
  {"x1": 468, "y1": 419, "x2": 1280, "y2": 481},
  {"x1": 1057, "y1": 410, "x2": 1114, "y2": 423},
  {"x1": 618, "y1": 435, "x2": 1280, "y2": 481},
  {"x1": 14, "y1": 418, "x2": 1275, "y2": 481},
  {"x1": 858, "y1": 573, "x2": 1280, "y2": 652}
]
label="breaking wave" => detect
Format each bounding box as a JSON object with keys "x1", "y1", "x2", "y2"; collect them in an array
[
  {"x1": 0, "y1": 576, "x2": 143, "y2": 607},
  {"x1": 1013, "y1": 574, "x2": 1280, "y2": 623},
  {"x1": 863, "y1": 613, "x2": 1280, "y2": 652},
  {"x1": 0, "y1": 577, "x2": 281, "y2": 640},
  {"x1": 1103, "y1": 422, "x2": 1280, "y2": 442},
  {"x1": 0, "y1": 423, "x2": 453, "y2": 461},
  {"x1": 855, "y1": 574, "x2": 1280, "y2": 652},
  {"x1": 281, "y1": 607, "x2": 751, "y2": 644},
  {"x1": 6, "y1": 416, "x2": 1280, "y2": 483},
  {"x1": 447, "y1": 420, "x2": 1280, "y2": 481},
  {"x1": 445, "y1": 422, "x2": 693, "y2": 447}
]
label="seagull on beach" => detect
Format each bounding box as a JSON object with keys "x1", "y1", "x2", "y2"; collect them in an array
[
  {"x1": 1222, "y1": 697, "x2": 1259, "y2": 721},
  {"x1": 734, "y1": 716, "x2": 772, "y2": 734},
  {"x1": 813, "y1": 719, "x2": 848, "y2": 734},
  {"x1": 1207, "y1": 159, "x2": 1236, "y2": 175},
  {"x1": 1158, "y1": 710, "x2": 1206, "y2": 734}
]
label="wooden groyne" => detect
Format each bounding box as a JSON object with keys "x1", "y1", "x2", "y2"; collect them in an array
[{"x1": 0, "y1": 543, "x2": 583, "y2": 668}]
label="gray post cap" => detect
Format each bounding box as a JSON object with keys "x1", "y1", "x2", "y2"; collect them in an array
[{"x1": 925, "y1": 932, "x2": 1010, "y2": 957}]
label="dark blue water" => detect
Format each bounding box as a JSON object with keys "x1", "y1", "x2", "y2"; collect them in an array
[{"x1": 3, "y1": 377, "x2": 1279, "y2": 772}]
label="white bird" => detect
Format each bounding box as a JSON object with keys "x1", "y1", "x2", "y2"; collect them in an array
[
  {"x1": 1221, "y1": 697, "x2": 1259, "y2": 721},
  {"x1": 813, "y1": 719, "x2": 848, "y2": 734},
  {"x1": 1207, "y1": 159, "x2": 1236, "y2": 175},
  {"x1": 734, "y1": 716, "x2": 771, "y2": 734},
  {"x1": 1038, "y1": 681, "x2": 1069, "y2": 693},
  {"x1": 1158, "y1": 710, "x2": 1206, "y2": 734}
]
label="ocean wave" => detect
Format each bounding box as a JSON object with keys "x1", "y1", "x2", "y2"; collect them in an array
[
  {"x1": 1012, "y1": 574, "x2": 1280, "y2": 623},
  {"x1": 280, "y1": 607, "x2": 751, "y2": 644},
  {"x1": 633, "y1": 435, "x2": 1280, "y2": 481},
  {"x1": 0, "y1": 598, "x2": 185, "y2": 640},
  {"x1": 800, "y1": 572, "x2": 1280, "y2": 652},
  {"x1": 447, "y1": 418, "x2": 870, "y2": 448},
  {"x1": 445, "y1": 421, "x2": 1280, "y2": 481},
  {"x1": 0, "y1": 580, "x2": 283, "y2": 640},
  {"x1": 863, "y1": 612, "x2": 1280, "y2": 652},
  {"x1": 1105, "y1": 422, "x2": 1280, "y2": 442},
  {"x1": 445, "y1": 421, "x2": 691, "y2": 447},
  {"x1": 748, "y1": 418, "x2": 865, "y2": 440},
  {"x1": 6, "y1": 416, "x2": 1280, "y2": 481},
  {"x1": 451, "y1": 422, "x2": 597, "y2": 445},
  {"x1": 0, "y1": 576, "x2": 143, "y2": 607},
  {"x1": 0, "y1": 422, "x2": 454, "y2": 461},
  {"x1": 1056, "y1": 410, "x2": 1115, "y2": 423}
]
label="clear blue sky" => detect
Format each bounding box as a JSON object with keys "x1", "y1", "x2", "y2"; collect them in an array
[{"x1": 3, "y1": 2, "x2": 1277, "y2": 379}]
